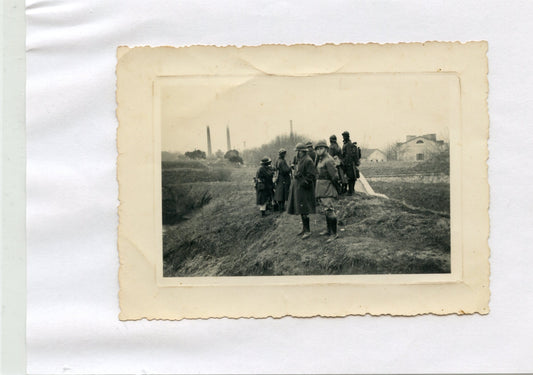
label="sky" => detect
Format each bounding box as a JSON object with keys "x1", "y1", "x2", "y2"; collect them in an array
[{"x1": 160, "y1": 73, "x2": 458, "y2": 153}]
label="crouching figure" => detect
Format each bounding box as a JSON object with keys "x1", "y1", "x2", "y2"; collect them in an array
[{"x1": 314, "y1": 140, "x2": 340, "y2": 241}]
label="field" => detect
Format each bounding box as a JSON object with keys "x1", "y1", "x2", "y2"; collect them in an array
[{"x1": 162, "y1": 159, "x2": 451, "y2": 276}]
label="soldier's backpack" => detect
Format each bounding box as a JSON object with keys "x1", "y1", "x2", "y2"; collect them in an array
[{"x1": 352, "y1": 142, "x2": 361, "y2": 165}]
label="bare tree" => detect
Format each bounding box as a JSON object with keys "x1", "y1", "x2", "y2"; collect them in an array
[{"x1": 384, "y1": 142, "x2": 400, "y2": 161}]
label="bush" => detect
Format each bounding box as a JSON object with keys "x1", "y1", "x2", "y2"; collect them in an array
[
  {"x1": 184, "y1": 149, "x2": 207, "y2": 159},
  {"x1": 224, "y1": 149, "x2": 243, "y2": 164}
]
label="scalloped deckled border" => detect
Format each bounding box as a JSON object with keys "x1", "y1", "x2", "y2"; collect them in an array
[{"x1": 116, "y1": 42, "x2": 489, "y2": 320}]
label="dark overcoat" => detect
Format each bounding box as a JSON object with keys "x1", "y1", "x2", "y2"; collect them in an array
[
  {"x1": 274, "y1": 157, "x2": 291, "y2": 202},
  {"x1": 342, "y1": 140, "x2": 360, "y2": 181},
  {"x1": 255, "y1": 165, "x2": 274, "y2": 205},
  {"x1": 308, "y1": 149, "x2": 317, "y2": 164},
  {"x1": 328, "y1": 141, "x2": 342, "y2": 160},
  {"x1": 287, "y1": 154, "x2": 317, "y2": 215},
  {"x1": 342, "y1": 140, "x2": 359, "y2": 166}
]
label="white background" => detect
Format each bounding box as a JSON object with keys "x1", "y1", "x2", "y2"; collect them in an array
[{"x1": 26, "y1": 0, "x2": 533, "y2": 373}]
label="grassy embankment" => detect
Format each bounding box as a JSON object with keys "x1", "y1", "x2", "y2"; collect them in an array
[{"x1": 162, "y1": 159, "x2": 450, "y2": 276}]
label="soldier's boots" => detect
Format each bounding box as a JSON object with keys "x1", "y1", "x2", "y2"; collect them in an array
[
  {"x1": 320, "y1": 216, "x2": 332, "y2": 236},
  {"x1": 297, "y1": 216, "x2": 306, "y2": 236},
  {"x1": 347, "y1": 181, "x2": 355, "y2": 195},
  {"x1": 326, "y1": 218, "x2": 338, "y2": 243},
  {"x1": 301, "y1": 216, "x2": 311, "y2": 239}
]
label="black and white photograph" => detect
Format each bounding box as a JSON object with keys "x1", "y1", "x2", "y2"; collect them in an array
[
  {"x1": 161, "y1": 73, "x2": 454, "y2": 277},
  {"x1": 117, "y1": 43, "x2": 487, "y2": 319}
]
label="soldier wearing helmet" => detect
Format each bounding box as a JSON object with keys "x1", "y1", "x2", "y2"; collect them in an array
[
  {"x1": 274, "y1": 148, "x2": 291, "y2": 212},
  {"x1": 305, "y1": 141, "x2": 317, "y2": 164},
  {"x1": 315, "y1": 140, "x2": 340, "y2": 240},
  {"x1": 341, "y1": 131, "x2": 361, "y2": 195},
  {"x1": 255, "y1": 156, "x2": 275, "y2": 217},
  {"x1": 328, "y1": 134, "x2": 347, "y2": 194},
  {"x1": 287, "y1": 142, "x2": 317, "y2": 239}
]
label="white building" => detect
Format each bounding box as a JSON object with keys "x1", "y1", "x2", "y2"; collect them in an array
[
  {"x1": 397, "y1": 134, "x2": 445, "y2": 161},
  {"x1": 361, "y1": 149, "x2": 387, "y2": 162}
]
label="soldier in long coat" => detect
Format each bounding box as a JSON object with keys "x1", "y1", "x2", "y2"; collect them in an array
[
  {"x1": 328, "y1": 134, "x2": 346, "y2": 194},
  {"x1": 341, "y1": 130, "x2": 360, "y2": 196},
  {"x1": 315, "y1": 140, "x2": 340, "y2": 240},
  {"x1": 255, "y1": 156, "x2": 274, "y2": 217},
  {"x1": 274, "y1": 148, "x2": 291, "y2": 212},
  {"x1": 287, "y1": 143, "x2": 317, "y2": 239}
]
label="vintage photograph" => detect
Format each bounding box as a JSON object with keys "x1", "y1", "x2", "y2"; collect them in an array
[
  {"x1": 160, "y1": 73, "x2": 454, "y2": 277},
  {"x1": 117, "y1": 43, "x2": 488, "y2": 319}
]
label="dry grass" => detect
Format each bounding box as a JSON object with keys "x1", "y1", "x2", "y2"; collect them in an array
[
  {"x1": 162, "y1": 167, "x2": 232, "y2": 185},
  {"x1": 162, "y1": 160, "x2": 208, "y2": 170},
  {"x1": 162, "y1": 162, "x2": 235, "y2": 224},
  {"x1": 163, "y1": 166, "x2": 450, "y2": 276},
  {"x1": 361, "y1": 158, "x2": 449, "y2": 176},
  {"x1": 370, "y1": 181, "x2": 450, "y2": 213}
]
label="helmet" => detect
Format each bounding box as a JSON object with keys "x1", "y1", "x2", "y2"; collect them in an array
[
  {"x1": 260, "y1": 156, "x2": 271, "y2": 165},
  {"x1": 294, "y1": 142, "x2": 308, "y2": 151},
  {"x1": 305, "y1": 141, "x2": 313, "y2": 148},
  {"x1": 342, "y1": 131, "x2": 350, "y2": 137},
  {"x1": 314, "y1": 140, "x2": 329, "y2": 150},
  {"x1": 329, "y1": 135, "x2": 337, "y2": 141},
  {"x1": 278, "y1": 148, "x2": 287, "y2": 155}
]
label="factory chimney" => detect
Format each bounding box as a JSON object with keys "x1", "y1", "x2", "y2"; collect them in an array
[
  {"x1": 290, "y1": 120, "x2": 294, "y2": 142},
  {"x1": 206, "y1": 126, "x2": 212, "y2": 157},
  {"x1": 226, "y1": 125, "x2": 232, "y2": 151}
]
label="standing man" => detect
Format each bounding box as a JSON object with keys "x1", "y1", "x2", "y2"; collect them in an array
[
  {"x1": 314, "y1": 140, "x2": 340, "y2": 240},
  {"x1": 274, "y1": 148, "x2": 291, "y2": 212},
  {"x1": 328, "y1": 134, "x2": 346, "y2": 194},
  {"x1": 341, "y1": 130, "x2": 360, "y2": 196},
  {"x1": 287, "y1": 143, "x2": 317, "y2": 239},
  {"x1": 255, "y1": 156, "x2": 274, "y2": 217},
  {"x1": 306, "y1": 141, "x2": 317, "y2": 164}
]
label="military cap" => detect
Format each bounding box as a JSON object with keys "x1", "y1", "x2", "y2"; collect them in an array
[
  {"x1": 329, "y1": 134, "x2": 337, "y2": 141},
  {"x1": 294, "y1": 142, "x2": 308, "y2": 151},
  {"x1": 260, "y1": 156, "x2": 272, "y2": 165},
  {"x1": 305, "y1": 141, "x2": 313, "y2": 148},
  {"x1": 278, "y1": 148, "x2": 287, "y2": 154},
  {"x1": 342, "y1": 131, "x2": 350, "y2": 137},
  {"x1": 314, "y1": 140, "x2": 329, "y2": 149}
]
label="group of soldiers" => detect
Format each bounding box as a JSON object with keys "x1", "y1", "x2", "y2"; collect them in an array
[{"x1": 255, "y1": 131, "x2": 361, "y2": 240}]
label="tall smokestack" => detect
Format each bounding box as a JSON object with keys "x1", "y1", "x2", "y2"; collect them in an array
[
  {"x1": 206, "y1": 126, "x2": 212, "y2": 157},
  {"x1": 226, "y1": 125, "x2": 231, "y2": 151},
  {"x1": 290, "y1": 120, "x2": 294, "y2": 142}
]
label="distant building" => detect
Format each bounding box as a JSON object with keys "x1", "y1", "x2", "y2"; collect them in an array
[
  {"x1": 397, "y1": 134, "x2": 445, "y2": 161},
  {"x1": 361, "y1": 148, "x2": 387, "y2": 162}
]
